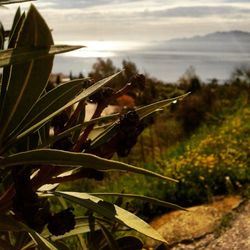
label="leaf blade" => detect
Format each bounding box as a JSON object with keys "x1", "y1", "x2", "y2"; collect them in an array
[
  {"x1": 54, "y1": 191, "x2": 168, "y2": 243},
  {"x1": 14, "y1": 71, "x2": 122, "y2": 142},
  {"x1": 0, "y1": 45, "x2": 83, "y2": 68},
  {"x1": 90, "y1": 193, "x2": 186, "y2": 211},
  {"x1": 21, "y1": 223, "x2": 58, "y2": 250},
  {"x1": 0, "y1": 214, "x2": 24, "y2": 232},
  {"x1": 0, "y1": 149, "x2": 177, "y2": 182},
  {"x1": 136, "y1": 92, "x2": 190, "y2": 119},
  {"x1": 11, "y1": 78, "x2": 86, "y2": 136},
  {"x1": 0, "y1": 5, "x2": 54, "y2": 141},
  {"x1": 90, "y1": 93, "x2": 190, "y2": 150}
]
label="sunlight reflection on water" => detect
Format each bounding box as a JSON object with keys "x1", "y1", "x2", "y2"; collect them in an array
[
  {"x1": 52, "y1": 40, "x2": 250, "y2": 82},
  {"x1": 59, "y1": 40, "x2": 147, "y2": 58}
]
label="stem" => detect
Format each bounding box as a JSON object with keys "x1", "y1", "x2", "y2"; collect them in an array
[
  {"x1": 73, "y1": 82, "x2": 133, "y2": 152},
  {"x1": 31, "y1": 166, "x2": 65, "y2": 190},
  {"x1": 64, "y1": 100, "x2": 86, "y2": 130},
  {"x1": 0, "y1": 185, "x2": 15, "y2": 213},
  {"x1": 113, "y1": 83, "x2": 132, "y2": 99},
  {"x1": 73, "y1": 102, "x2": 106, "y2": 152}
]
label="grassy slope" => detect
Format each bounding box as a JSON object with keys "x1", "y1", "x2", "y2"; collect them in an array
[
  {"x1": 60, "y1": 100, "x2": 250, "y2": 218},
  {"x1": 159, "y1": 103, "x2": 250, "y2": 206}
]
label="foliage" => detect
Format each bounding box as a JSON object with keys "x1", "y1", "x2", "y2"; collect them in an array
[
  {"x1": 72, "y1": 59, "x2": 250, "y2": 220},
  {"x1": 155, "y1": 103, "x2": 250, "y2": 207},
  {"x1": 83, "y1": 58, "x2": 181, "y2": 107},
  {"x1": 0, "y1": 3, "x2": 188, "y2": 249},
  {"x1": 82, "y1": 101, "x2": 250, "y2": 221}
]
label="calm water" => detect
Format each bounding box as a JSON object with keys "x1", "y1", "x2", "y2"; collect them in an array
[{"x1": 53, "y1": 50, "x2": 250, "y2": 83}]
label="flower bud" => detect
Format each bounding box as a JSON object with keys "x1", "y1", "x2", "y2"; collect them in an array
[
  {"x1": 116, "y1": 110, "x2": 144, "y2": 157},
  {"x1": 88, "y1": 87, "x2": 114, "y2": 103},
  {"x1": 48, "y1": 208, "x2": 75, "y2": 236}
]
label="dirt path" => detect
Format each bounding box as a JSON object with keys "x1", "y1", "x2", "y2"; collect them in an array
[
  {"x1": 171, "y1": 199, "x2": 250, "y2": 250},
  {"x1": 147, "y1": 196, "x2": 250, "y2": 250}
]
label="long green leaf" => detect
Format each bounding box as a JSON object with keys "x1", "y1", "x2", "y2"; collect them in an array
[
  {"x1": 90, "y1": 93, "x2": 190, "y2": 149},
  {"x1": 72, "y1": 102, "x2": 86, "y2": 143},
  {"x1": 0, "y1": 22, "x2": 4, "y2": 49},
  {"x1": 37, "y1": 124, "x2": 84, "y2": 149},
  {"x1": 98, "y1": 222, "x2": 119, "y2": 250},
  {"x1": 21, "y1": 223, "x2": 58, "y2": 250},
  {"x1": 0, "y1": 12, "x2": 25, "y2": 114},
  {"x1": 37, "y1": 113, "x2": 119, "y2": 149},
  {"x1": 89, "y1": 123, "x2": 117, "y2": 150},
  {"x1": 90, "y1": 193, "x2": 186, "y2": 211},
  {"x1": 101, "y1": 236, "x2": 143, "y2": 250},
  {"x1": 11, "y1": 78, "x2": 86, "y2": 137},
  {"x1": 0, "y1": 4, "x2": 54, "y2": 142},
  {"x1": 0, "y1": 149, "x2": 177, "y2": 182},
  {"x1": 0, "y1": 45, "x2": 83, "y2": 68},
  {"x1": 37, "y1": 121, "x2": 51, "y2": 146},
  {"x1": 14, "y1": 71, "x2": 122, "y2": 142},
  {"x1": 45, "y1": 217, "x2": 100, "y2": 241},
  {"x1": 54, "y1": 191, "x2": 168, "y2": 243},
  {"x1": 9, "y1": 6, "x2": 21, "y2": 41},
  {"x1": 0, "y1": 214, "x2": 57, "y2": 250},
  {"x1": 136, "y1": 92, "x2": 190, "y2": 119},
  {"x1": 0, "y1": 214, "x2": 24, "y2": 231}
]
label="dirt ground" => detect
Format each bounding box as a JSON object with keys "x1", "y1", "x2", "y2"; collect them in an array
[{"x1": 147, "y1": 196, "x2": 250, "y2": 250}]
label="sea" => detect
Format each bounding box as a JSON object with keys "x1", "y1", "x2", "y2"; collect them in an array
[{"x1": 52, "y1": 41, "x2": 250, "y2": 83}]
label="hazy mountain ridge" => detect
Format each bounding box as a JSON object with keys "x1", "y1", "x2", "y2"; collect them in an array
[{"x1": 153, "y1": 30, "x2": 250, "y2": 53}]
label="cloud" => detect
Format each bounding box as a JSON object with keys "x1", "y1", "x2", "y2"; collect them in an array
[
  {"x1": 39, "y1": 0, "x2": 108, "y2": 9},
  {"x1": 222, "y1": 0, "x2": 250, "y2": 3},
  {"x1": 39, "y1": 0, "x2": 145, "y2": 9},
  {"x1": 1, "y1": 0, "x2": 250, "y2": 42},
  {"x1": 145, "y1": 5, "x2": 250, "y2": 18}
]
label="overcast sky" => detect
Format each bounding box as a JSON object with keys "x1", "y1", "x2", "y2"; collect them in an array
[{"x1": 1, "y1": 0, "x2": 250, "y2": 42}]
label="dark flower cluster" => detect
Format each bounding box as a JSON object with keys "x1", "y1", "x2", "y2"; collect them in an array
[
  {"x1": 116, "y1": 110, "x2": 144, "y2": 157},
  {"x1": 88, "y1": 87, "x2": 115, "y2": 104},
  {"x1": 12, "y1": 167, "x2": 76, "y2": 235},
  {"x1": 47, "y1": 208, "x2": 75, "y2": 236}
]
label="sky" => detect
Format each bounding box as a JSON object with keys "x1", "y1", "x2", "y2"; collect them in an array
[{"x1": 1, "y1": 0, "x2": 250, "y2": 43}]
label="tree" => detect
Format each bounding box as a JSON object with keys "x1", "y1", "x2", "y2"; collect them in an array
[
  {"x1": 88, "y1": 58, "x2": 118, "y2": 81},
  {"x1": 179, "y1": 66, "x2": 201, "y2": 93}
]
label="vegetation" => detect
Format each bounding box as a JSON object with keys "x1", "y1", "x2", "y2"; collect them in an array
[
  {"x1": 159, "y1": 102, "x2": 250, "y2": 205},
  {"x1": 77, "y1": 91, "x2": 249, "y2": 221},
  {"x1": 0, "y1": 2, "x2": 189, "y2": 249},
  {"x1": 1, "y1": 1, "x2": 249, "y2": 249},
  {"x1": 65, "y1": 57, "x2": 250, "y2": 221}
]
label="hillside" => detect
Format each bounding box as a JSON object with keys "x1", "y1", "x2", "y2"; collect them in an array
[
  {"x1": 72, "y1": 99, "x2": 250, "y2": 209},
  {"x1": 152, "y1": 30, "x2": 250, "y2": 53},
  {"x1": 158, "y1": 103, "x2": 250, "y2": 206}
]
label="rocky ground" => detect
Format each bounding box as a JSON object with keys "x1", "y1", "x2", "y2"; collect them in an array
[{"x1": 146, "y1": 196, "x2": 250, "y2": 250}]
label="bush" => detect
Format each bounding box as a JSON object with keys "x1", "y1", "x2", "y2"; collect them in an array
[{"x1": 0, "y1": 3, "x2": 187, "y2": 249}]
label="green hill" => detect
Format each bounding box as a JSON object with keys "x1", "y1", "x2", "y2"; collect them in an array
[{"x1": 158, "y1": 103, "x2": 250, "y2": 206}]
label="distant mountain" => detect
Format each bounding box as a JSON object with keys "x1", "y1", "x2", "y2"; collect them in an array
[{"x1": 152, "y1": 30, "x2": 250, "y2": 53}]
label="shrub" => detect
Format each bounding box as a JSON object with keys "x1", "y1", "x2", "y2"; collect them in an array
[{"x1": 0, "y1": 3, "x2": 187, "y2": 249}]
